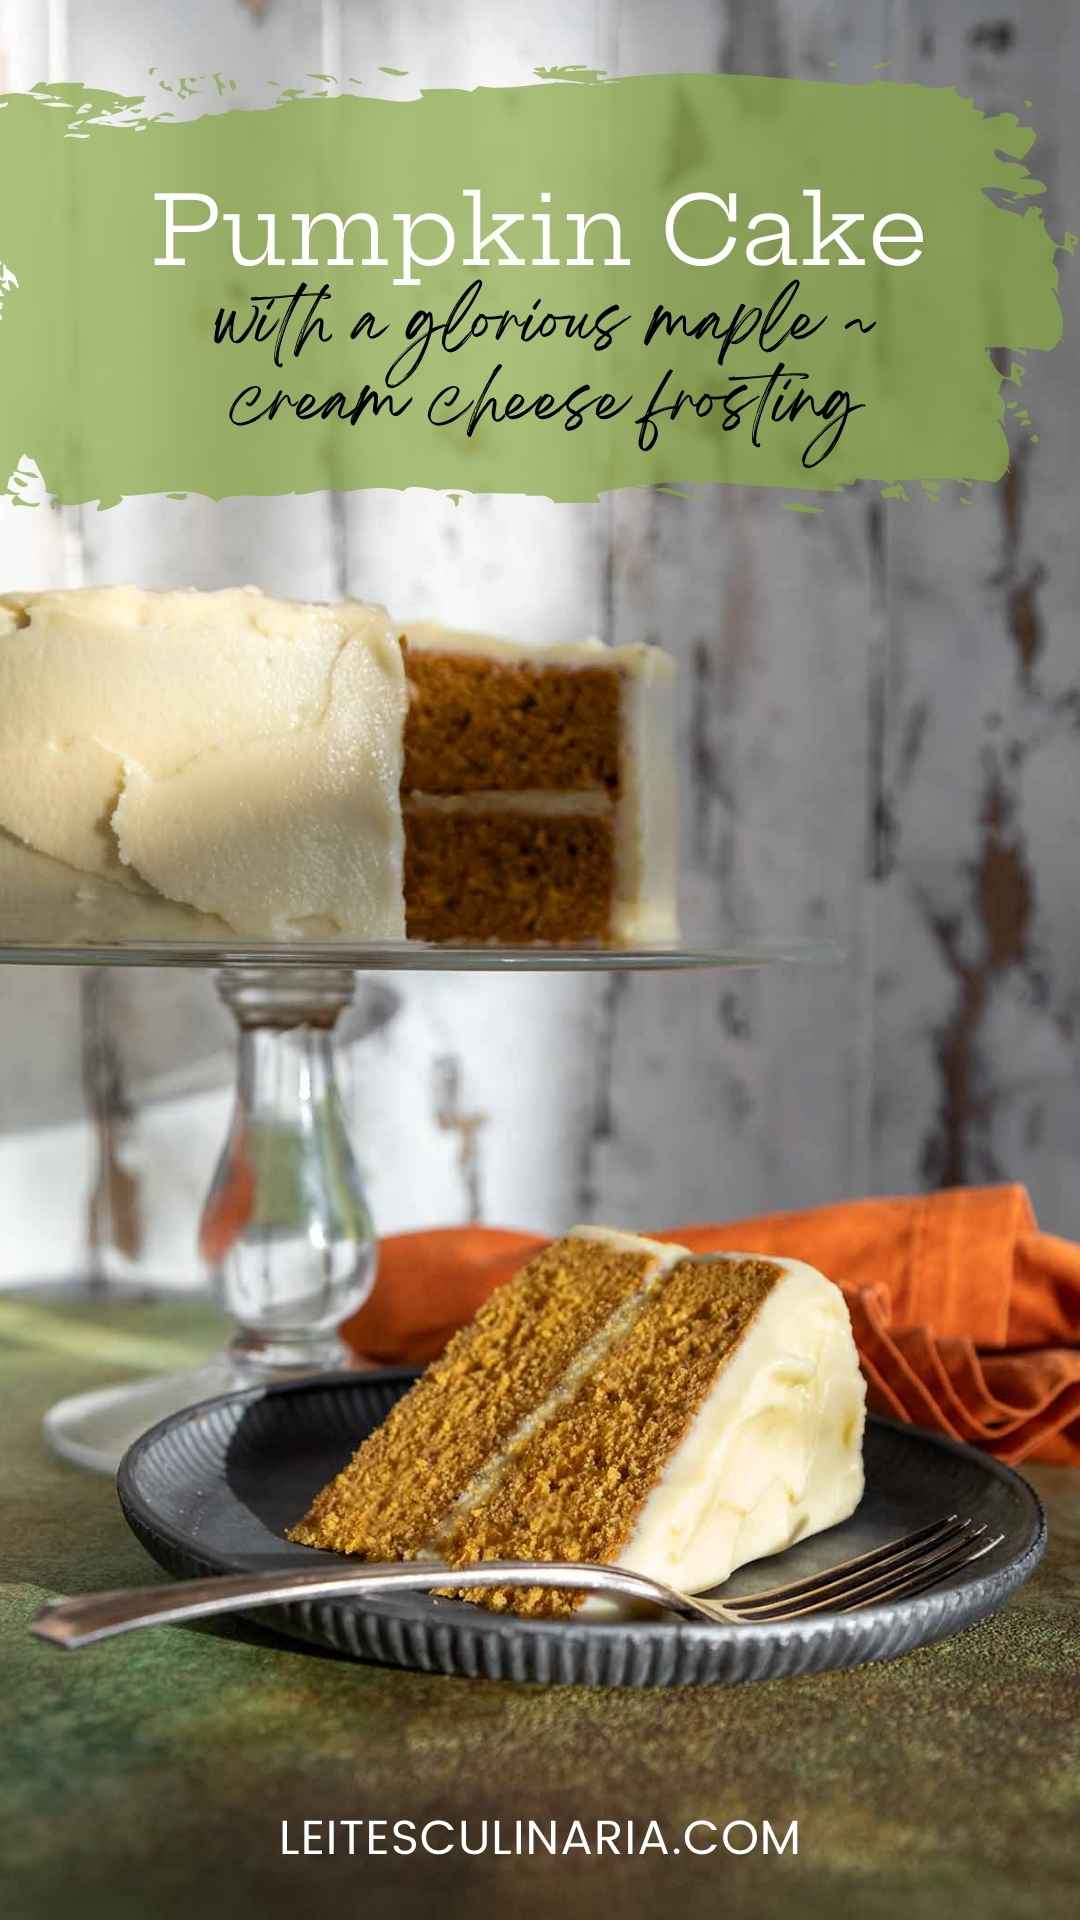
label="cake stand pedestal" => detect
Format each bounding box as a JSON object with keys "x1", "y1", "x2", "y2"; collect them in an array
[{"x1": 1, "y1": 933, "x2": 836, "y2": 1473}]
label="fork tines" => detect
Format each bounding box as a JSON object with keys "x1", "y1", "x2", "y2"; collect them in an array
[{"x1": 723, "y1": 1514, "x2": 1005, "y2": 1622}]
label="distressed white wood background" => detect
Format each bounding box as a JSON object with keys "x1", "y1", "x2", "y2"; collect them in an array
[{"x1": 0, "y1": 0, "x2": 1077, "y2": 1285}]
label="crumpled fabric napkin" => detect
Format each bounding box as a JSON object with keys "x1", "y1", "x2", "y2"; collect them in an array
[{"x1": 341, "y1": 1186, "x2": 1080, "y2": 1465}]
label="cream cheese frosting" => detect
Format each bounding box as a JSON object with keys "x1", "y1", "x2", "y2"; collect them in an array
[
  {"x1": 403, "y1": 622, "x2": 612, "y2": 667},
  {"x1": 0, "y1": 590, "x2": 677, "y2": 946},
  {"x1": 0, "y1": 827, "x2": 230, "y2": 944},
  {"x1": 614, "y1": 1254, "x2": 866, "y2": 1593},
  {"x1": 0, "y1": 586, "x2": 408, "y2": 940}
]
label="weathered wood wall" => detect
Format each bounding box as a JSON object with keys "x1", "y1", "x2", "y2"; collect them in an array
[{"x1": 0, "y1": 0, "x2": 1077, "y2": 1285}]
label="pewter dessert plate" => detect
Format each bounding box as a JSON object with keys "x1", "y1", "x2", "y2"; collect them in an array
[{"x1": 117, "y1": 1372, "x2": 1046, "y2": 1689}]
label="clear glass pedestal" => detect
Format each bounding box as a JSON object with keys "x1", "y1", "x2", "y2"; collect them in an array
[{"x1": 43, "y1": 965, "x2": 400, "y2": 1472}]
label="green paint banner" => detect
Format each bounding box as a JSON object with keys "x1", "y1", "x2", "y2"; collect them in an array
[{"x1": 0, "y1": 74, "x2": 1064, "y2": 506}]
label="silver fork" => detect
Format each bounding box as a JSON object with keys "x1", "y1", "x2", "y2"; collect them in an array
[{"x1": 31, "y1": 1514, "x2": 1001, "y2": 1649}]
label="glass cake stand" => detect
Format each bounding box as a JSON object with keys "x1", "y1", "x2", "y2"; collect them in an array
[{"x1": 0, "y1": 931, "x2": 837, "y2": 1472}]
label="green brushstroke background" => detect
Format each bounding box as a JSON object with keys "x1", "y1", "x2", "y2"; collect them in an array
[{"x1": 0, "y1": 74, "x2": 1063, "y2": 505}]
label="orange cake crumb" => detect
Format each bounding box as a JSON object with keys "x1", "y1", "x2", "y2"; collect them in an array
[
  {"x1": 393, "y1": 630, "x2": 678, "y2": 949},
  {"x1": 403, "y1": 805, "x2": 615, "y2": 944},
  {"x1": 402, "y1": 649, "x2": 622, "y2": 796},
  {"x1": 288, "y1": 1236, "x2": 658, "y2": 1561}
]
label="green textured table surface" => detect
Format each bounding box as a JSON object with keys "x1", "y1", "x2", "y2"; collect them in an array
[{"x1": 2, "y1": 1294, "x2": 1079, "y2": 1920}]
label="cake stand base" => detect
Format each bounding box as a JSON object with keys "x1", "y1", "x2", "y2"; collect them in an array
[{"x1": 42, "y1": 1338, "x2": 356, "y2": 1476}]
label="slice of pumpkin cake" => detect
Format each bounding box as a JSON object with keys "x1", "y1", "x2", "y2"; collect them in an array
[
  {"x1": 400, "y1": 624, "x2": 677, "y2": 945},
  {"x1": 290, "y1": 1228, "x2": 866, "y2": 1616}
]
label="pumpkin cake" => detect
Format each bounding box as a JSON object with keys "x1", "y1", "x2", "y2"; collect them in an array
[
  {"x1": 401, "y1": 623, "x2": 677, "y2": 944},
  {"x1": 0, "y1": 588, "x2": 677, "y2": 947},
  {"x1": 289, "y1": 1227, "x2": 867, "y2": 1617}
]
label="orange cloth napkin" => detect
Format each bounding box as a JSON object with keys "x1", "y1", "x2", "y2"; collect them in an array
[{"x1": 341, "y1": 1187, "x2": 1080, "y2": 1466}]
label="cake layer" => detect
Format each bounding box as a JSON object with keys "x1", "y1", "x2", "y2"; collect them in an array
[
  {"x1": 403, "y1": 634, "x2": 622, "y2": 796},
  {"x1": 0, "y1": 587, "x2": 408, "y2": 940},
  {"x1": 403, "y1": 797, "x2": 615, "y2": 943},
  {"x1": 289, "y1": 1229, "x2": 677, "y2": 1561}
]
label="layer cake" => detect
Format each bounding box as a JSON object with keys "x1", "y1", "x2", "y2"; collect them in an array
[
  {"x1": 289, "y1": 1227, "x2": 866, "y2": 1615},
  {"x1": 0, "y1": 587, "x2": 677, "y2": 946}
]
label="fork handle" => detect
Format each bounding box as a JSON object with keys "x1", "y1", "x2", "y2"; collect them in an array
[{"x1": 30, "y1": 1560, "x2": 708, "y2": 1649}]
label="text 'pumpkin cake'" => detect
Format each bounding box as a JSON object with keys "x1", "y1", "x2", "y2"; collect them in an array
[{"x1": 289, "y1": 1228, "x2": 867, "y2": 1616}]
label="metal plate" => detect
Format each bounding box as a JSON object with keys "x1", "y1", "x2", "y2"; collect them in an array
[{"x1": 117, "y1": 1371, "x2": 1046, "y2": 1689}]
